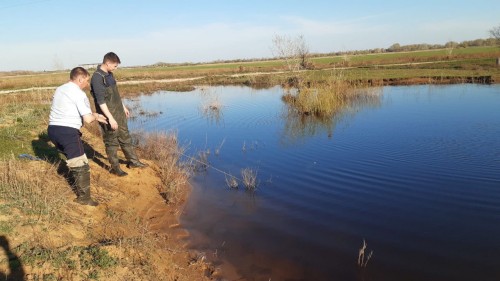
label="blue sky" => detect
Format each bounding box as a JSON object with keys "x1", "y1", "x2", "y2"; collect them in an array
[{"x1": 1, "y1": 0, "x2": 499, "y2": 71}]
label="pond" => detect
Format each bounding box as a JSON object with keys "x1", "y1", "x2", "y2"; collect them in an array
[{"x1": 128, "y1": 84, "x2": 500, "y2": 281}]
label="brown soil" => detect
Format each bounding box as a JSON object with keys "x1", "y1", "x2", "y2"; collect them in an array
[
  {"x1": 82, "y1": 129, "x2": 215, "y2": 280},
  {"x1": 1, "y1": 128, "x2": 215, "y2": 281}
]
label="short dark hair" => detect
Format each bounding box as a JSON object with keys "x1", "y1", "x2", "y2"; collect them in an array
[
  {"x1": 103, "y1": 52, "x2": 121, "y2": 64},
  {"x1": 70, "y1": 67, "x2": 89, "y2": 80}
]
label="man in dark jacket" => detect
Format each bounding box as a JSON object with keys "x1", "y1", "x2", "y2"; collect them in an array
[{"x1": 90, "y1": 52, "x2": 147, "y2": 176}]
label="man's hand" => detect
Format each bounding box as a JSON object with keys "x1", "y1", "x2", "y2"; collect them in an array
[
  {"x1": 96, "y1": 113, "x2": 108, "y2": 124},
  {"x1": 98, "y1": 103, "x2": 118, "y2": 130},
  {"x1": 109, "y1": 117, "x2": 119, "y2": 130},
  {"x1": 123, "y1": 104, "x2": 130, "y2": 118}
]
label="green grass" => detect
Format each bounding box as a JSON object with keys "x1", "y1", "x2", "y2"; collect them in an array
[
  {"x1": 78, "y1": 245, "x2": 118, "y2": 270},
  {"x1": 0, "y1": 220, "x2": 15, "y2": 235},
  {"x1": 0, "y1": 104, "x2": 52, "y2": 160},
  {"x1": 14, "y1": 243, "x2": 118, "y2": 280},
  {"x1": 311, "y1": 46, "x2": 500, "y2": 65}
]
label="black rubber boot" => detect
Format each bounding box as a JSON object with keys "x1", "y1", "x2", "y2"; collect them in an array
[
  {"x1": 121, "y1": 145, "x2": 149, "y2": 169},
  {"x1": 127, "y1": 160, "x2": 148, "y2": 169},
  {"x1": 106, "y1": 146, "x2": 128, "y2": 176},
  {"x1": 70, "y1": 164, "x2": 98, "y2": 206},
  {"x1": 111, "y1": 165, "x2": 128, "y2": 176}
]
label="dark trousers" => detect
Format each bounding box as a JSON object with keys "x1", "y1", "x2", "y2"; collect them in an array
[{"x1": 47, "y1": 125, "x2": 85, "y2": 160}]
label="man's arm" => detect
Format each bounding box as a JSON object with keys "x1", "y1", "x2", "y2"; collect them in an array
[
  {"x1": 82, "y1": 112, "x2": 108, "y2": 125},
  {"x1": 91, "y1": 73, "x2": 118, "y2": 130}
]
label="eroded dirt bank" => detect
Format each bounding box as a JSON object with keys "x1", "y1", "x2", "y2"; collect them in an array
[{"x1": 0, "y1": 126, "x2": 216, "y2": 280}]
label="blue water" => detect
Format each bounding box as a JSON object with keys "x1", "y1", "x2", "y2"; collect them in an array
[{"x1": 128, "y1": 84, "x2": 500, "y2": 281}]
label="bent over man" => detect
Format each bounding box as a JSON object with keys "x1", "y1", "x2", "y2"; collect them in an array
[
  {"x1": 48, "y1": 67, "x2": 108, "y2": 206},
  {"x1": 90, "y1": 52, "x2": 147, "y2": 177}
]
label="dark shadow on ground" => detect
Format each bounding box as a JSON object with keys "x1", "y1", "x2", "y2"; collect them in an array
[
  {"x1": 31, "y1": 132, "x2": 114, "y2": 197},
  {"x1": 81, "y1": 140, "x2": 111, "y2": 170},
  {"x1": 31, "y1": 132, "x2": 71, "y2": 185},
  {"x1": 80, "y1": 140, "x2": 129, "y2": 168},
  {"x1": 0, "y1": 236, "x2": 25, "y2": 281},
  {"x1": 31, "y1": 131, "x2": 122, "y2": 175}
]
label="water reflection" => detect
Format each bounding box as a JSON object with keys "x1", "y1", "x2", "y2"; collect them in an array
[{"x1": 281, "y1": 87, "x2": 383, "y2": 144}]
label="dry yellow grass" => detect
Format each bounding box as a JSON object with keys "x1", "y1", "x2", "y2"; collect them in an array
[{"x1": 138, "y1": 131, "x2": 190, "y2": 204}]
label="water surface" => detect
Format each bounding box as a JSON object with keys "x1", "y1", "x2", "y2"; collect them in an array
[{"x1": 128, "y1": 84, "x2": 500, "y2": 281}]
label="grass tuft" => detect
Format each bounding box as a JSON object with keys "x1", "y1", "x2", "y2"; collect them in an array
[
  {"x1": 225, "y1": 174, "x2": 239, "y2": 189},
  {"x1": 138, "y1": 131, "x2": 189, "y2": 203},
  {"x1": 241, "y1": 168, "x2": 258, "y2": 191}
]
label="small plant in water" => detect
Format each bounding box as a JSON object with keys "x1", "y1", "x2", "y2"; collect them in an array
[
  {"x1": 358, "y1": 239, "x2": 373, "y2": 267},
  {"x1": 241, "y1": 168, "x2": 258, "y2": 191},
  {"x1": 225, "y1": 174, "x2": 239, "y2": 189},
  {"x1": 215, "y1": 138, "x2": 226, "y2": 156},
  {"x1": 201, "y1": 96, "x2": 223, "y2": 125},
  {"x1": 197, "y1": 150, "x2": 209, "y2": 171}
]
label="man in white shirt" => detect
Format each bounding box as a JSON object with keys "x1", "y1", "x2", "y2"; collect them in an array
[{"x1": 48, "y1": 67, "x2": 108, "y2": 206}]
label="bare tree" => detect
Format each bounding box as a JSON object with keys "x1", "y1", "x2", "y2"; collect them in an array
[
  {"x1": 490, "y1": 24, "x2": 500, "y2": 40},
  {"x1": 490, "y1": 24, "x2": 500, "y2": 66},
  {"x1": 295, "y1": 35, "x2": 310, "y2": 69},
  {"x1": 271, "y1": 34, "x2": 310, "y2": 72}
]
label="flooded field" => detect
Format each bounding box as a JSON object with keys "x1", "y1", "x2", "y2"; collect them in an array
[{"x1": 128, "y1": 84, "x2": 500, "y2": 281}]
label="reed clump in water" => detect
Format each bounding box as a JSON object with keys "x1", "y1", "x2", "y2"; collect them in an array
[
  {"x1": 281, "y1": 71, "x2": 366, "y2": 118},
  {"x1": 225, "y1": 174, "x2": 239, "y2": 189},
  {"x1": 241, "y1": 168, "x2": 258, "y2": 191},
  {"x1": 280, "y1": 71, "x2": 383, "y2": 144},
  {"x1": 201, "y1": 96, "x2": 223, "y2": 125}
]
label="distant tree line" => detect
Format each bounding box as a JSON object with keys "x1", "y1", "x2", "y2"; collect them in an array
[
  {"x1": 152, "y1": 36, "x2": 500, "y2": 67},
  {"x1": 317, "y1": 38, "x2": 500, "y2": 57}
]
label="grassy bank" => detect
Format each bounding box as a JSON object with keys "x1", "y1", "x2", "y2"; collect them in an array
[
  {"x1": 0, "y1": 91, "x2": 213, "y2": 280},
  {"x1": 1, "y1": 46, "x2": 499, "y2": 94}
]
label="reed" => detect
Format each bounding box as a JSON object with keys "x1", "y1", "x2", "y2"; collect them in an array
[
  {"x1": 358, "y1": 239, "x2": 374, "y2": 267},
  {"x1": 138, "y1": 131, "x2": 189, "y2": 203},
  {"x1": 281, "y1": 85, "x2": 382, "y2": 143},
  {"x1": 201, "y1": 96, "x2": 223, "y2": 125},
  {"x1": 215, "y1": 138, "x2": 225, "y2": 156},
  {"x1": 241, "y1": 168, "x2": 258, "y2": 191},
  {"x1": 225, "y1": 174, "x2": 239, "y2": 189},
  {"x1": 196, "y1": 150, "x2": 210, "y2": 171}
]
